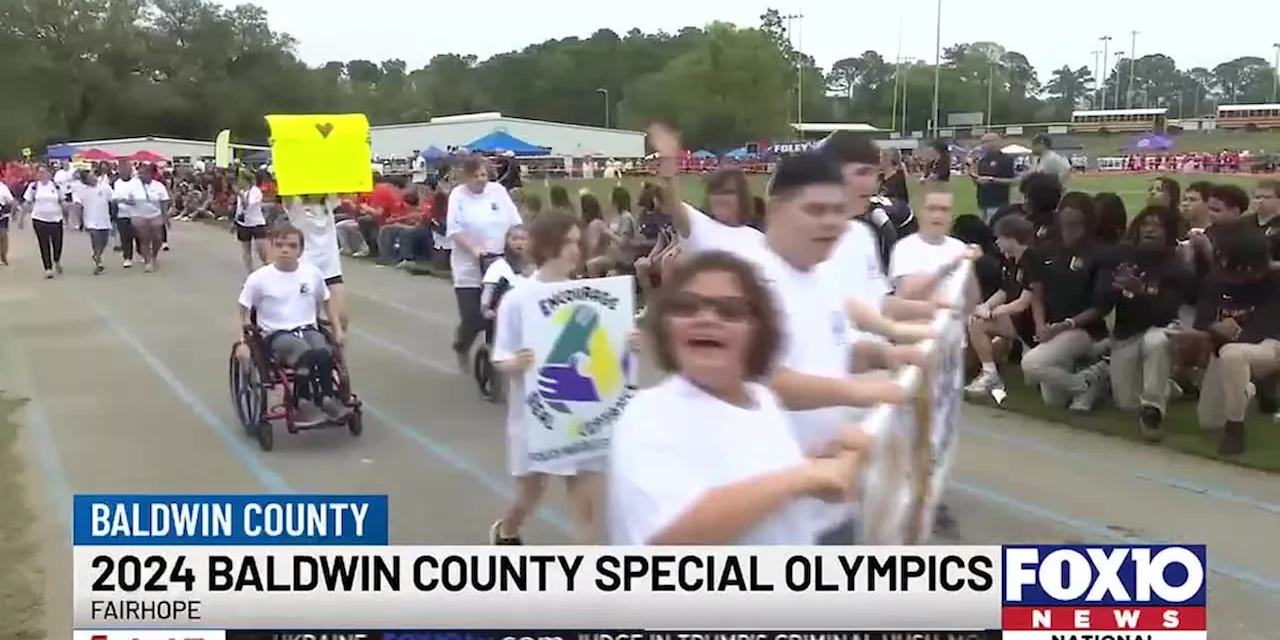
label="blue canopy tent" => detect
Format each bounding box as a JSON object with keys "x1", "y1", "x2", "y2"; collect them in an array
[
  {"x1": 692, "y1": 149, "x2": 717, "y2": 159},
  {"x1": 420, "y1": 146, "x2": 446, "y2": 160},
  {"x1": 723, "y1": 147, "x2": 752, "y2": 161},
  {"x1": 46, "y1": 143, "x2": 79, "y2": 160},
  {"x1": 1124, "y1": 133, "x2": 1174, "y2": 151},
  {"x1": 463, "y1": 131, "x2": 550, "y2": 156}
]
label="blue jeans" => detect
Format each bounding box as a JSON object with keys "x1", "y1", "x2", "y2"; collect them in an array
[
  {"x1": 399, "y1": 227, "x2": 434, "y2": 262},
  {"x1": 376, "y1": 224, "x2": 413, "y2": 263}
]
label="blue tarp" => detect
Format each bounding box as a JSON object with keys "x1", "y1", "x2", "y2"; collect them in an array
[
  {"x1": 1124, "y1": 133, "x2": 1174, "y2": 151},
  {"x1": 420, "y1": 146, "x2": 446, "y2": 159},
  {"x1": 723, "y1": 147, "x2": 752, "y2": 160},
  {"x1": 463, "y1": 131, "x2": 550, "y2": 156},
  {"x1": 46, "y1": 143, "x2": 79, "y2": 159},
  {"x1": 692, "y1": 149, "x2": 717, "y2": 159}
]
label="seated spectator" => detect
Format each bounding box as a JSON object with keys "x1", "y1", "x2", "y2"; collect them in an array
[
  {"x1": 1020, "y1": 193, "x2": 1113, "y2": 409},
  {"x1": 1243, "y1": 179, "x2": 1280, "y2": 270},
  {"x1": 1182, "y1": 183, "x2": 1251, "y2": 276},
  {"x1": 966, "y1": 214, "x2": 1037, "y2": 395},
  {"x1": 1180, "y1": 180, "x2": 1213, "y2": 236},
  {"x1": 376, "y1": 191, "x2": 426, "y2": 266},
  {"x1": 547, "y1": 184, "x2": 574, "y2": 215},
  {"x1": 998, "y1": 171, "x2": 1061, "y2": 240},
  {"x1": 521, "y1": 192, "x2": 543, "y2": 220},
  {"x1": 1173, "y1": 222, "x2": 1280, "y2": 454},
  {"x1": 392, "y1": 190, "x2": 439, "y2": 269},
  {"x1": 1093, "y1": 192, "x2": 1128, "y2": 247},
  {"x1": 1104, "y1": 206, "x2": 1195, "y2": 441}
]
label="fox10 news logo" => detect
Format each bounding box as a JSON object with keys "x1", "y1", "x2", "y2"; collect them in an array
[{"x1": 1001, "y1": 544, "x2": 1207, "y2": 639}]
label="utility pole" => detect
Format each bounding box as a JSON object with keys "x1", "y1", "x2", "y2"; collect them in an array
[
  {"x1": 1126, "y1": 31, "x2": 1139, "y2": 109},
  {"x1": 931, "y1": 0, "x2": 942, "y2": 136},
  {"x1": 986, "y1": 62, "x2": 996, "y2": 126},
  {"x1": 1091, "y1": 50, "x2": 1102, "y2": 109},
  {"x1": 1112, "y1": 51, "x2": 1125, "y2": 110},
  {"x1": 1099, "y1": 36, "x2": 1112, "y2": 109},
  {"x1": 782, "y1": 13, "x2": 804, "y2": 126},
  {"x1": 1273, "y1": 43, "x2": 1280, "y2": 103}
]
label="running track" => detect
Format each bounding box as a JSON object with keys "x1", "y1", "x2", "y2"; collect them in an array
[{"x1": 2, "y1": 222, "x2": 1277, "y2": 638}]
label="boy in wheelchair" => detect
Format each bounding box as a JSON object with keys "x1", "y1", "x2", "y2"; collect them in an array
[
  {"x1": 475, "y1": 226, "x2": 531, "y2": 400},
  {"x1": 236, "y1": 224, "x2": 348, "y2": 426}
]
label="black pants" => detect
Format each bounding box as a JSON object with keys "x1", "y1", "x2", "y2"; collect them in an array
[
  {"x1": 452, "y1": 287, "x2": 485, "y2": 354},
  {"x1": 357, "y1": 215, "x2": 379, "y2": 256},
  {"x1": 32, "y1": 220, "x2": 64, "y2": 270},
  {"x1": 115, "y1": 217, "x2": 141, "y2": 260}
]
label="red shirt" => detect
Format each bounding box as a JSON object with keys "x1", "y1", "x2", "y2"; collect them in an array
[{"x1": 361, "y1": 183, "x2": 406, "y2": 223}]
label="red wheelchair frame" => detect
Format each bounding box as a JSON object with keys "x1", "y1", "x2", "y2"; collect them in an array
[{"x1": 228, "y1": 320, "x2": 363, "y2": 451}]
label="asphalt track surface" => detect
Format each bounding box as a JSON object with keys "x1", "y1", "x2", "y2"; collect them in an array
[{"x1": 2, "y1": 222, "x2": 1277, "y2": 638}]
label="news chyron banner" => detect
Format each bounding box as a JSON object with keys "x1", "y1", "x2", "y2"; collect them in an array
[{"x1": 72, "y1": 495, "x2": 1208, "y2": 640}]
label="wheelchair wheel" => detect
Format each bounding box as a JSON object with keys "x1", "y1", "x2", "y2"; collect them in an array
[
  {"x1": 473, "y1": 344, "x2": 497, "y2": 402},
  {"x1": 228, "y1": 345, "x2": 266, "y2": 437},
  {"x1": 257, "y1": 419, "x2": 274, "y2": 451}
]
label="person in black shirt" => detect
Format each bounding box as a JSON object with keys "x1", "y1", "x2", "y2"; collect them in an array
[
  {"x1": 1020, "y1": 195, "x2": 1114, "y2": 408},
  {"x1": 1173, "y1": 221, "x2": 1280, "y2": 454},
  {"x1": 970, "y1": 133, "x2": 1017, "y2": 224},
  {"x1": 1243, "y1": 179, "x2": 1280, "y2": 269},
  {"x1": 878, "y1": 147, "x2": 910, "y2": 203},
  {"x1": 1104, "y1": 206, "x2": 1195, "y2": 441},
  {"x1": 923, "y1": 139, "x2": 951, "y2": 183},
  {"x1": 966, "y1": 214, "x2": 1038, "y2": 396}
]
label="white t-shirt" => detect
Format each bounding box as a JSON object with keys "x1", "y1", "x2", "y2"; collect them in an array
[
  {"x1": 131, "y1": 180, "x2": 169, "y2": 219},
  {"x1": 680, "y1": 203, "x2": 765, "y2": 259},
  {"x1": 608, "y1": 376, "x2": 818, "y2": 545},
  {"x1": 285, "y1": 197, "x2": 343, "y2": 280},
  {"x1": 53, "y1": 169, "x2": 72, "y2": 197},
  {"x1": 0, "y1": 182, "x2": 15, "y2": 218},
  {"x1": 446, "y1": 182, "x2": 522, "y2": 288},
  {"x1": 111, "y1": 177, "x2": 144, "y2": 218},
  {"x1": 822, "y1": 221, "x2": 892, "y2": 313},
  {"x1": 490, "y1": 273, "x2": 606, "y2": 477},
  {"x1": 23, "y1": 181, "x2": 64, "y2": 223},
  {"x1": 888, "y1": 233, "x2": 968, "y2": 284},
  {"x1": 411, "y1": 156, "x2": 428, "y2": 183},
  {"x1": 755, "y1": 248, "x2": 858, "y2": 532},
  {"x1": 72, "y1": 182, "x2": 114, "y2": 230},
  {"x1": 237, "y1": 263, "x2": 330, "y2": 333},
  {"x1": 482, "y1": 257, "x2": 524, "y2": 288},
  {"x1": 236, "y1": 186, "x2": 266, "y2": 227}
]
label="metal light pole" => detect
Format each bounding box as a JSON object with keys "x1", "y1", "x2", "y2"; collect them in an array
[
  {"x1": 1091, "y1": 50, "x2": 1102, "y2": 109},
  {"x1": 1112, "y1": 51, "x2": 1124, "y2": 110},
  {"x1": 986, "y1": 62, "x2": 995, "y2": 126},
  {"x1": 595, "y1": 88, "x2": 609, "y2": 128},
  {"x1": 1272, "y1": 43, "x2": 1280, "y2": 103},
  {"x1": 1099, "y1": 36, "x2": 1112, "y2": 109},
  {"x1": 782, "y1": 13, "x2": 804, "y2": 125},
  {"x1": 931, "y1": 0, "x2": 942, "y2": 136},
  {"x1": 1126, "y1": 31, "x2": 1139, "y2": 109}
]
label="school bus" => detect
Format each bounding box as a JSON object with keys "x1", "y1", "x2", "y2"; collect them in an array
[
  {"x1": 1216, "y1": 104, "x2": 1280, "y2": 130},
  {"x1": 1070, "y1": 108, "x2": 1168, "y2": 133}
]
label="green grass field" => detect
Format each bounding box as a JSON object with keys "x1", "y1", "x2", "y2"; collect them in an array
[{"x1": 516, "y1": 172, "x2": 1280, "y2": 470}]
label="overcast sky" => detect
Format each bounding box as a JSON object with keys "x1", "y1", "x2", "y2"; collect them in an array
[{"x1": 225, "y1": 0, "x2": 1279, "y2": 75}]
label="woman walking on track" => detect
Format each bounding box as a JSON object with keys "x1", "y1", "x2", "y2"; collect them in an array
[
  {"x1": 609, "y1": 252, "x2": 865, "y2": 544},
  {"x1": 72, "y1": 169, "x2": 115, "y2": 274},
  {"x1": 130, "y1": 164, "x2": 170, "y2": 272},
  {"x1": 488, "y1": 211, "x2": 632, "y2": 545},
  {"x1": 235, "y1": 172, "x2": 269, "y2": 273},
  {"x1": 285, "y1": 195, "x2": 350, "y2": 330},
  {"x1": 22, "y1": 166, "x2": 65, "y2": 278}
]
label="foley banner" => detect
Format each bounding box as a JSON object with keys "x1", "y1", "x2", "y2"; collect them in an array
[
  {"x1": 264, "y1": 113, "x2": 373, "y2": 196},
  {"x1": 520, "y1": 276, "x2": 637, "y2": 467}
]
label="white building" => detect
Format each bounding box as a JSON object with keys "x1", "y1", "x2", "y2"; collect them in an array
[
  {"x1": 57, "y1": 136, "x2": 268, "y2": 160},
  {"x1": 370, "y1": 112, "x2": 646, "y2": 159}
]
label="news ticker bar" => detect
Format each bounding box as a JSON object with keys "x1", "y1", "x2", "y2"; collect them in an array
[{"x1": 216, "y1": 630, "x2": 1003, "y2": 640}]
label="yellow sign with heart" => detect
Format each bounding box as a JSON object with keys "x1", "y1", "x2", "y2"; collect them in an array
[{"x1": 264, "y1": 113, "x2": 373, "y2": 197}]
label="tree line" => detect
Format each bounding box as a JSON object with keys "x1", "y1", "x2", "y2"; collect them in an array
[{"x1": 2, "y1": 0, "x2": 1277, "y2": 155}]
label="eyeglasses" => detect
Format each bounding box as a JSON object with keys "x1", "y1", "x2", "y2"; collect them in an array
[{"x1": 665, "y1": 292, "x2": 753, "y2": 323}]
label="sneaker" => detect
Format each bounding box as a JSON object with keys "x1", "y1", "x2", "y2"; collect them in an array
[
  {"x1": 1068, "y1": 364, "x2": 1109, "y2": 413},
  {"x1": 965, "y1": 370, "x2": 1003, "y2": 396},
  {"x1": 54, "y1": 263, "x2": 63, "y2": 274},
  {"x1": 1138, "y1": 405, "x2": 1164, "y2": 443},
  {"x1": 320, "y1": 397, "x2": 351, "y2": 420},
  {"x1": 44, "y1": 270, "x2": 54, "y2": 279},
  {"x1": 122, "y1": 259, "x2": 132, "y2": 268},
  {"x1": 293, "y1": 400, "x2": 326, "y2": 428},
  {"x1": 161, "y1": 243, "x2": 170, "y2": 252},
  {"x1": 395, "y1": 260, "x2": 414, "y2": 270},
  {"x1": 488, "y1": 520, "x2": 523, "y2": 545},
  {"x1": 93, "y1": 264, "x2": 105, "y2": 275},
  {"x1": 1218, "y1": 420, "x2": 1245, "y2": 456},
  {"x1": 143, "y1": 263, "x2": 153, "y2": 273},
  {"x1": 338, "y1": 247, "x2": 352, "y2": 256},
  {"x1": 352, "y1": 249, "x2": 370, "y2": 258}
]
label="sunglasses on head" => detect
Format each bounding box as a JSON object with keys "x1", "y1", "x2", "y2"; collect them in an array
[{"x1": 665, "y1": 292, "x2": 752, "y2": 322}]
